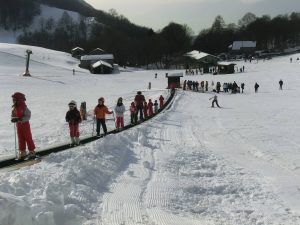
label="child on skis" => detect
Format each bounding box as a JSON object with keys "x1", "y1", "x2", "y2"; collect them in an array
[
  {"x1": 143, "y1": 101, "x2": 148, "y2": 119},
  {"x1": 130, "y1": 102, "x2": 137, "y2": 124},
  {"x1": 65, "y1": 100, "x2": 82, "y2": 146},
  {"x1": 148, "y1": 99, "x2": 154, "y2": 116},
  {"x1": 159, "y1": 95, "x2": 164, "y2": 108},
  {"x1": 94, "y1": 97, "x2": 113, "y2": 136},
  {"x1": 154, "y1": 100, "x2": 158, "y2": 113},
  {"x1": 114, "y1": 97, "x2": 125, "y2": 130},
  {"x1": 11, "y1": 92, "x2": 36, "y2": 159},
  {"x1": 209, "y1": 95, "x2": 221, "y2": 108}
]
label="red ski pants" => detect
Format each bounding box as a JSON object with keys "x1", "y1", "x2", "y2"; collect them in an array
[
  {"x1": 69, "y1": 123, "x2": 79, "y2": 137},
  {"x1": 16, "y1": 121, "x2": 35, "y2": 152},
  {"x1": 116, "y1": 116, "x2": 124, "y2": 128}
]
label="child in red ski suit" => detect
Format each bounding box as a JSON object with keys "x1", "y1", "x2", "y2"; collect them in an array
[
  {"x1": 130, "y1": 102, "x2": 137, "y2": 124},
  {"x1": 143, "y1": 101, "x2": 148, "y2": 118},
  {"x1": 11, "y1": 92, "x2": 35, "y2": 159},
  {"x1": 65, "y1": 100, "x2": 82, "y2": 146},
  {"x1": 159, "y1": 95, "x2": 164, "y2": 108},
  {"x1": 148, "y1": 99, "x2": 153, "y2": 116}
]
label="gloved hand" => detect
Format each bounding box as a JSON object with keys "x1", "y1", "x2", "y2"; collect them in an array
[{"x1": 11, "y1": 117, "x2": 21, "y2": 123}]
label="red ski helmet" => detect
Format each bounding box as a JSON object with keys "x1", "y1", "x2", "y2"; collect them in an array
[{"x1": 12, "y1": 92, "x2": 26, "y2": 101}]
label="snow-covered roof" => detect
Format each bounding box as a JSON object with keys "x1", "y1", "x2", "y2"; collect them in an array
[
  {"x1": 167, "y1": 72, "x2": 183, "y2": 77},
  {"x1": 231, "y1": 41, "x2": 256, "y2": 50},
  {"x1": 81, "y1": 54, "x2": 114, "y2": 61},
  {"x1": 184, "y1": 50, "x2": 218, "y2": 61},
  {"x1": 218, "y1": 62, "x2": 236, "y2": 66},
  {"x1": 92, "y1": 60, "x2": 113, "y2": 69},
  {"x1": 72, "y1": 47, "x2": 84, "y2": 51}
]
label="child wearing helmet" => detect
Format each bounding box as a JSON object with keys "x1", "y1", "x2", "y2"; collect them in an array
[
  {"x1": 130, "y1": 102, "x2": 137, "y2": 124},
  {"x1": 114, "y1": 97, "x2": 125, "y2": 130},
  {"x1": 148, "y1": 99, "x2": 153, "y2": 116},
  {"x1": 65, "y1": 100, "x2": 82, "y2": 146},
  {"x1": 154, "y1": 100, "x2": 158, "y2": 113},
  {"x1": 94, "y1": 97, "x2": 113, "y2": 136},
  {"x1": 11, "y1": 92, "x2": 36, "y2": 159},
  {"x1": 143, "y1": 101, "x2": 148, "y2": 119}
]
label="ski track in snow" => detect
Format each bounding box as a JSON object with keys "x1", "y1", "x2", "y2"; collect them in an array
[{"x1": 89, "y1": 90, "x2": 300, "y2": 225}]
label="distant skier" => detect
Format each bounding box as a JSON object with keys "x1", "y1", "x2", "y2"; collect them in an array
[
  {"x1": 279, "y1": 79, "x2": 283, "y2": 90},
  {"x1": 241, "y1": 83, "x2": 245, "y2": 93},
  {"x1": 94, "y1": 97, "x2": 113, "y2": 136},
  {"x1": 209, "y1": 95, "x2": 221, "y2": 108},
  {"x1": 114, "y1": 97, "x2": 125, "y2": 130},
  {"x1": 11, "y1": 92, "x2": 36, "y2": 159},
  {"x1": 65, "y1": 100, "x2": 81, "y2": 146},
  {"x1": 254, "y1": 82, "x2": 259, "y2": 93}
]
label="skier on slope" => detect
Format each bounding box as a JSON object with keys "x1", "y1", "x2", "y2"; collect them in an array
[
  {"x1": 254, "y1": 82, "x2": 259, "y2": 93},
  {"x1": 279, "y1": 79, "x2": 283, "y2": 90},
  {"x1": 94, "y1": 97, "x2": 113, "y2": 136},
  {"x1": 209, "y1": 94, "x2": 221, "y2": 108},
  {"x1": 114, "y1": 97, "x2": 125, "y2": 130},
  {"x1": 11, "y1": 92, "x2": 36, "y2": 159},
  {"x1": 65, "y1": 100, "x2": 81, "y2": 146}
]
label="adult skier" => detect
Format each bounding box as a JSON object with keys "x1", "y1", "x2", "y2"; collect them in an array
[
  {"x1": 65, "y1": 100, "x2": 81, "y2": 146},
  {"x1": 134, "y1": 91, "x2": 146, "y2": 121},
  {"x1": 11, "y1": 92, "x2": 36, "y2": 159}
]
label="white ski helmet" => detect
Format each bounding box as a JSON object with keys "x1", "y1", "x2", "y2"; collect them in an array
[{"x1": 68, "y1": 100, "x2": 77, "y2": 107}]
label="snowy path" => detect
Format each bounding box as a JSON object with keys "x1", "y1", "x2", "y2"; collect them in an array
[{"x1": 93, "y1": 90, "x2": 300, "y2": 225}]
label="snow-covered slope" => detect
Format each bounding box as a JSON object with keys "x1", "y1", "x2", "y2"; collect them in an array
[{"x1": 0, "y1": 43, "x2": 300, "y2": 225}]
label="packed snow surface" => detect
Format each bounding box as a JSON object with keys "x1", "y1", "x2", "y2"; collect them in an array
[{"x1": 1, "y1": 43, "x2": 300, "y2": 225}]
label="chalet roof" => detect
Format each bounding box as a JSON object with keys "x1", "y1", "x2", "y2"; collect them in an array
[
  {"x1": 81, "y1": 54, "x2": 114, "y2": 61},
  {"x1": 91, "y1": 60, "x2": 113, "y2": 69},
  {"x1": 218, "y1": 62, "x2": 236, "y2": 66},
  {"x1": 89, "y1": 48, "x2": 105, "y2": 54},
  {"x1": 231, "y1": 41, "x2": 256, "y2": 50},
  {"x1": 184, "y1": 50, "x2": 219, "y2": 62},
  {"x1": 71, "y1": 47, "x2": 84, "y2": 51}
]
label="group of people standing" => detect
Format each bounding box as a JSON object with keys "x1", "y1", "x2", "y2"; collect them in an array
[
  {"x1": 66, "y1": 91, "x2": 165, "y2": 144},
  {"x1": 10, "y1": 91, "x2": 166, "y2": 159}
]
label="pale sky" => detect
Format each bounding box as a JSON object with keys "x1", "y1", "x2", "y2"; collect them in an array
[{"x1": 85, "y1": 0, "x2": 300, "y2": 34}]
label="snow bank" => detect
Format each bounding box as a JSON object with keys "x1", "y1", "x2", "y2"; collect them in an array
[{"x1": 0, "y1": 133, "x2": 134, "y2": 225}]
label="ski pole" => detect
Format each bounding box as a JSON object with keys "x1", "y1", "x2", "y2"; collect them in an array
[
  {"x1": 13, "y1": 122, "x2": 17, "y2": 158},
  {"x1": 112, "y1": 112, "x2": 117, "y2": 129},
  {"x1": 92, "y1": 116, "x2": 95, "y2": 136}
]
